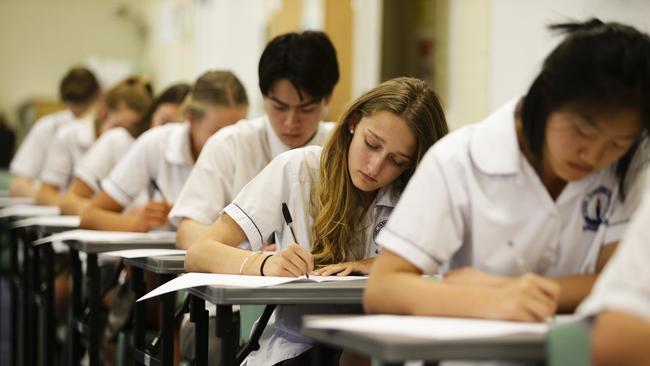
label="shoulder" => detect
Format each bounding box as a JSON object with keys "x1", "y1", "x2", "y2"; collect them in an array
[{"x1": 97, "y1": 127, "x2": 133, "y2": 145}]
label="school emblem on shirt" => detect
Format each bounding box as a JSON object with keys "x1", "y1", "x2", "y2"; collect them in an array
[
  {"x1": 373, "y1": 219, "x2": 388, "y2": 253},
  {"x1": 581, "y1": 186, "x2": 612, "y2": 231}
]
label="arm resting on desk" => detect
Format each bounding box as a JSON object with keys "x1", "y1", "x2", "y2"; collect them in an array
[
  {"x1": 35, "y1": 182, "x2": 62, "y2": 206},
  {"x1": 176, "y1": 218, "x2": 210, "y2": 250},
  {"x1": 9, "y1": 175, "x2": 37, "y2": 198},
  {"x1": 59, "y1": 178, "x2": 93, "y2": 215}
]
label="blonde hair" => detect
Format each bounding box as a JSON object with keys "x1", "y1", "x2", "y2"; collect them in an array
[
  {"x1": 104, "y1": 76, "x2": 154, "y2": 137},
  {"x1": 310, "y1": 77, "x2": 449, "y2": 265},
  {"x1": 183, "y1": 70, "x2": 248, "y2": 119}
]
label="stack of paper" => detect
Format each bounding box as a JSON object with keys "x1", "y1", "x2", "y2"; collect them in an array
[
  {"x1": 33, "y1": 229, "x2": 176, "y2": 246},
  {"x1": 12, "y1": 215, "x2": 80, "y2": 229}
]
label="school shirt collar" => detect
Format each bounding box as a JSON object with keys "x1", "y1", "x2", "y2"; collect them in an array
[
  {"x1": 75, "y1": 115, "x2": 96, "y2": 149},
  {"x1": 264, "y1": 117, "x2": 329, "y2": 159},
  {"x1": 469, "y1": 97, "x2": 522, "y2": 176},
  {"x1": 374, "y1": 186, "x2": 399, "y2": 209},
  {"x1": 165, "y1": 121, "x2": 194, "y2": 166}
]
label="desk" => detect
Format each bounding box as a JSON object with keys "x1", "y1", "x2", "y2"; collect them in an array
[
  {"x1": 188, "y1": 279, "x2": 366, "y2": 366},
  {"x1": 125, "y1": 255, "x2": 185, "y2": 366},
  {"x1": 302, "y1": 315, "x2": 546, "y2": 366},
  {"x1": 63, "y1": 233, "x2": 176, "y2": 366}
]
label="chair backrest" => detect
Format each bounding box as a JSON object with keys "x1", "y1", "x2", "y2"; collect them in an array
[{"x1": 546, "y1": 319, "x2": 591, "y2": 366}]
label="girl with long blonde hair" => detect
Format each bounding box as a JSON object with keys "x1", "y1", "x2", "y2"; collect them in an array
[{"x1": 185, "y1": 76, "x2": 448, "y2": 365}]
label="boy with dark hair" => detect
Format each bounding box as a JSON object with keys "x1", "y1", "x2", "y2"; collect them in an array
[
  {"x1": 9, "y1": 66, "x2": 100, "y2": 197},
  {"x1": 170, "y1": 30, "x2": 340, "y2": 248}
]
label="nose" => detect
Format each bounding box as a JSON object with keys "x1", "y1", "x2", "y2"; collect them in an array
[
  {"x1": 367, "y1": 154, "x2": 386, "y2": 177},
  {"x1": 580, "y1": 142, "x2": 607, "y2": 166},
  {"x1": 284, "y1": 108, "x2": 299, "y2": 128}
]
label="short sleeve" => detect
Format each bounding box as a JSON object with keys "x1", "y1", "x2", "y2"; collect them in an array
[
  {"x1": 222, "y1": 151, "x2": 296, "y2": 252},
  {"x1": 102, "y1": 130, "x2": 157, "y2": 207},
  {"x1": 75, "y1": 128, "x2": 134, "y2": 192},
  {"x1": 169, "y1": 135, "x2": 235, "y2": 226},
  {"x1": 578, "y1": 184, "x2": 650, "y2": 322},
  {"x1": 39, "y1": 127, "x2": 75, "y2": 188},
  {"x1": 10, "y1": 115, "x2": 63, "y2": 178},
  {"x1": 376, "y1": 149, "x2": 466, "y2": 274}
]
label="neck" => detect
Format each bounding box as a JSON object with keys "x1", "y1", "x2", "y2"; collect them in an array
[{"x1": 360, "y1": 190, "x2": 378, "y2": 211}]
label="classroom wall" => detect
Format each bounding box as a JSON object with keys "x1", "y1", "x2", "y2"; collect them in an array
[{"x1": 0, "y1": 0, "x2": 145, "y2": 129}]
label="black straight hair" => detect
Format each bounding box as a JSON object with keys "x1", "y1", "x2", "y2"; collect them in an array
[
  {"x1": 520, "y1": 18, "x2": 650, "y2": 200},
  {"x1": 258, "y1": 31, "x2": 339, "y2": 102}
]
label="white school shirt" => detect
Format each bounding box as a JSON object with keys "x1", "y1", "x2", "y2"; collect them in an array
[
  {"x1": 168, "y1": 116, "x2": 334, "y2": 226},
  {"x1": 10, "y1": 109, "x2": 75, "y2": 178},
  {"x1": 101, "y1": 122, "x2": 193, "y2": 210},
  {"x1": 578, "y1": 172, "x2": 650, "y2": 322},
  {"x1": 223, "y1": 146, "x2": 399, "y2": 366},
  {"x1": 377, "y1": 98, "x2": 636, "y2": 278},
  {"x1": 74, "y1": 127, "x2": 135, "y2": 192},
  {"x1": 40, "y1": 115, "x2": 96, "y2": 189}
]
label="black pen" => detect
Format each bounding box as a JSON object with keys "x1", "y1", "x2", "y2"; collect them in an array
[
  {"x1": 282, "y1": 202, "x2": 308, "y2": 278},
  {"x1": 150, "y1": 179, "x2": 168, "y2": 202}
]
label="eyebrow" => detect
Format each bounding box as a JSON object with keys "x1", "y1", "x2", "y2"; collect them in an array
[
  {"x1": 367, "y1": 129, "x2": 413, "y2": 160},
  {"x1": 269, "y1": 96, "x2": 318, "y2": 108}
]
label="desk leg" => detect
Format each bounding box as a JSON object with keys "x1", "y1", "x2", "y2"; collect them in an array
[
  {"x1": 159, "y1": 274, "x2": 174, "y2": 366},
  {"x1": 216, "y1": 304, "x2": 236, "y2": 366},
  {"x1": 68, "y1": 248, "x2": 82, "y2": 366},
  {"x1": 87, "y1": 253, "x2": 101, "y2": 366},
  {"x1": 21, "y1": 228, "x2": 37, "y2": 366},
  {"x1": 189, "y1": 295, "x2": 207, "y2": 366},
  {"x1": 41, "y1": 244, "x2": 55, "y2": 366},
  {"x1": 27, "y1": 230, "x2": 40, "y2": 366},
  {"x1": 132, "y1": 266, "x2": 145, "y2": 364},
  {"x1": 9, "y1": 227, "x2": 19, "y2": 366}
]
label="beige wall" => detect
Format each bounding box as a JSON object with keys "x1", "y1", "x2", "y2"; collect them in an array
[{"x1": 0, "y1": 0, "x2": 145, "y2": 129}]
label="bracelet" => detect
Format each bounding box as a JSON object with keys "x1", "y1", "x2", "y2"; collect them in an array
[
  {"x1": 260, "y1": 254, "x2": 273, "y2": 276},
  {"x1": 239, "y1": 252, "x2": 259, "y2": 275}
]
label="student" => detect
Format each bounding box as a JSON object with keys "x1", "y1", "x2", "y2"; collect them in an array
[
  {"x1": 185, "y1": 77, "x2": 449, "y2": 366},
  {"x1": 34, "y1": 76, "x2": 153, "y2": 206},
  {"x1": 9, "y1": 66, "x2": 100, "y2": 197},
  {"x1": 59, "y1": 83, "x2": 190, "y2": 215},
  {"x1": 79, "y1": 70, "x2": 248, "y2": 232},
  {"x1": 170, "y1": 30, "x2": 339, "y2": 249},
  {"x1": 578, "y1": 173, "x2": 650, "y2": 366},
  {"x1": 364, "y1": 19, "x2": 650, "y2": 322}
]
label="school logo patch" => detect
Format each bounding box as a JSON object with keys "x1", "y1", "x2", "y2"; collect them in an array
[
  {"x1": 581, "y1": 186, "x2": 612, "y2": 231},
  {"x1": 373, "y1": 219, "x2": 388, "y2": 254}
]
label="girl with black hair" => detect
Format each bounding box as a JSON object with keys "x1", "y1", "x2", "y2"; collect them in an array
[{"x1": 365, "y1": 19, "x2": 650, "y2": 321}]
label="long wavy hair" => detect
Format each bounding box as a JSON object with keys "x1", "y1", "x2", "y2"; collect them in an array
[{"x1": 310, "y1": 77, "x2": 449, "y2": 265}]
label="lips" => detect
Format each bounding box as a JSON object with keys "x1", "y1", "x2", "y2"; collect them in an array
[
  {"x1": 360, "y1": 171, "x2": 377, "y2": 183},
  {"x1": 568, "y1": 162, "x2": 594, "y2": 175}
]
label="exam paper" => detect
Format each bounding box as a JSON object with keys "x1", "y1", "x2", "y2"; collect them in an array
[
  {"x1": 102, "y1": 248, "x2": 186, "y2": 258},
  {"x1": 304, "y1": 315, "x2": 551, "y2": 340},
  {"x1": 138, "y1": 272, "x2": 366, "y2": 301},
  {"x1": 32, "y1": 229, "x2": 176, "y2": 246},
  {"x1": 12, "y1": 215, "x2": 80, "y2": 229},
  {"x1": 0, "y1": 205, "x2": 60, "y2": 218},
  {"x1": 0, "y1": 196, "x2": 34, "y2": 207}
]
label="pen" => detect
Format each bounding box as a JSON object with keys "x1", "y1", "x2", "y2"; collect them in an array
[
  {"x1": 150, "y1": 179, "x2": 168, "y2": 202},
  {"x1": 282, "y1": 202, "x2": 308, "y2": 278}
]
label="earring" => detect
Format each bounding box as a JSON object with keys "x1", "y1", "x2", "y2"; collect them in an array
[{"x1": 349, "y1": 128, "x2": 354, "y2": 134}]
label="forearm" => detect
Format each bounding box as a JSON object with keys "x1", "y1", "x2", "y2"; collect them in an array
[
  {"x1": 176, "y1": 219, "x2": 210, "y2": 250},
  {"x1": 364, "y1": 271, "x2": 497, "y2": 318},
  {"x1": 592, "y1": 310, "x2": 650, "y2": 366},
  {"x1": 59, "y1": 192, "x2": 90, "y2": 216},
  {"x1": 79, "y1": 206, "x2": 139, "y2": 232},
  {"x1": 551, "y1": 274, "x2": 597, "y2": 313},
  {"x1": 185, "y1": 240, "x2": 265, "y2": 275},
  {"x1": 9, "y1": 176, "x2": 37, "y2": 197},
  {"x1": 35, "y1": 184, "x2": 62, "y2": 206}
]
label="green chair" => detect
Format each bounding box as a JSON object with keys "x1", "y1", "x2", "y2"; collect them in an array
[{"x1": 546, "y1": 319, "x2": 591, "y2": 366}]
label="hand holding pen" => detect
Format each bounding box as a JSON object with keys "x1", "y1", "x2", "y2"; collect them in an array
[{"x1": 260, "y1": 202, "x2": 314, "y2": 278}]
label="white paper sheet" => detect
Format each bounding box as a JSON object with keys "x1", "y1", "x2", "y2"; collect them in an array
[
  {"x1": 304, "y1": 315, "x2": 556, "y2": 340},
  {"x1": 102, "y1": 248, "x2": 186, "y2": 259},
  {"x1": 0, "y1": 196, "x2": 34, "y2": 207},
  {"x1": 0, "y1": 205, "x2": 60, "y2": 218},
  {"x1": 12, "y1": 215, "x2": 80, "y2": 229},
  {"x1": 33, "y1": 229, "x2": 176, "y2": 246},
  {"x1": 138, "y1": 272, "x2": 366, "y2": 302}
]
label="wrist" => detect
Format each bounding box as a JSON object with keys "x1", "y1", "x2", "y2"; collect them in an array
[{"x1": 260, "y1": 254, "x2": 273, "y2": 276}]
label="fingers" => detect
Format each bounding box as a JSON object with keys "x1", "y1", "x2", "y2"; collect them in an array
[
  {"x1": 277, "y1": 244, "x2": 314, "y2": 277},
  {"x1": 262, "y1": 242, "x2": 277, "y2": 252}
]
